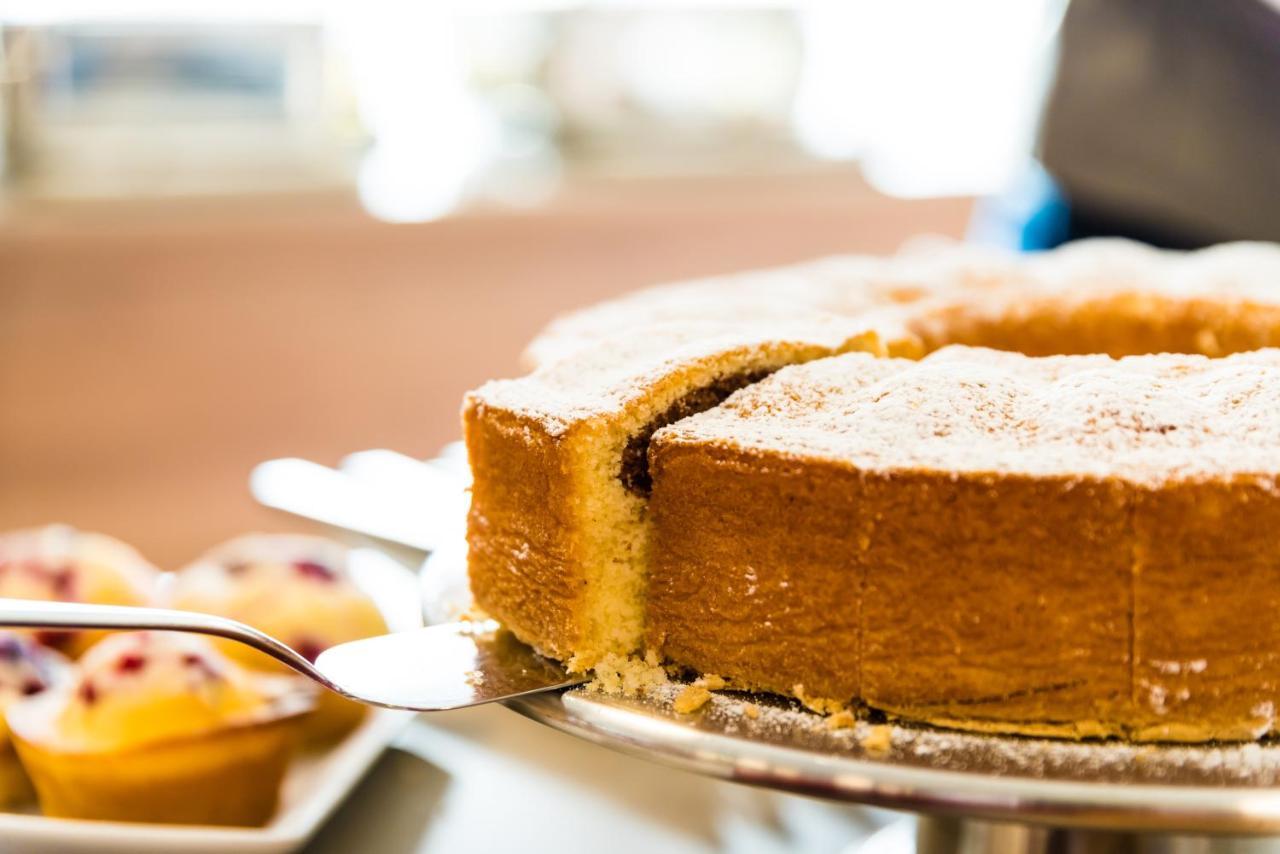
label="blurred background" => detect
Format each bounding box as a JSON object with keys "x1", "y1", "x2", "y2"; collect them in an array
[
  {"x1": 2, "y1": 0, "x2": 1278, "y2": 565},
  {"x1": 3, "y1": 3, "x2": 1280, "y2": 852}
]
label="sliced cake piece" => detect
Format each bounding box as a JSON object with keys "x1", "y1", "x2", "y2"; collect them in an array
[
  {"x1": 647, "y1": 346, "x2": 1280, "y2": 739},
  {"x1": 464, "y1": 315, "x2": 918, "y2": 670}
]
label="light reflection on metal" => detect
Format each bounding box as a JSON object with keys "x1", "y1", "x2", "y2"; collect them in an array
[{"x1": 315, "y1": 619, "x2": 583, "y2": 710}]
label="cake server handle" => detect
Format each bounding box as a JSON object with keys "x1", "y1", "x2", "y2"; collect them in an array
[
  {"x1": 0, "y1": 598, "x2": 581, "y2": 711},
  {"x1": 0, "y1": 597, "x2": 322, "y2": 678}
]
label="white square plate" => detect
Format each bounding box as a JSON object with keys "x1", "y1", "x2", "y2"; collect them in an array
[{"x1": 0, "y1": 545, "x2": 421, "y2": 853}]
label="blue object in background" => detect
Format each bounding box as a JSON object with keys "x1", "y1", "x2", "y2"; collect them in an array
[
  {"x1": 973, "y1": 163, "x2": 1221, "y2": 253},
  {"x1": 968, "y1": 164, "x2": 1070, "y2": 253}
]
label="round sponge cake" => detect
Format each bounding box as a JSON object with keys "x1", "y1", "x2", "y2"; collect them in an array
[{"x1": 464, "y1": 238, "x2": 1280, "y2": 740}]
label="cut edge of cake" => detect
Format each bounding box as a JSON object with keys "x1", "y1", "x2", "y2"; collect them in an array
[{"x1": 464, "y1": 317, "x2": 921, "y2": 671}]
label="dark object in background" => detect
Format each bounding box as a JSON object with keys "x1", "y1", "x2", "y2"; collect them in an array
[{"x1": 1007, "y1": 0, "x2": 1280, "y2": 250}]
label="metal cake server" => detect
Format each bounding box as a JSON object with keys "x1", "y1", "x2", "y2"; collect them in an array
[{"x1": 0, "y1": 598, "x2": 583, "y2": 710}]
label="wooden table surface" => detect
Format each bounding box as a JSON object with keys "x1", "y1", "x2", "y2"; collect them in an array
[{"x1": 0, "y1": 173, "x2": 970, "y2": 567}]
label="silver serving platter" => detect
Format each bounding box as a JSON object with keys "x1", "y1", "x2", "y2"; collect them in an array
[
  {"x1": 253, "y1": 444, "x2": 1280, "y2": 840},
  {"x1": 507, "y1": 688, "x2": 1280, "y2": 836}
]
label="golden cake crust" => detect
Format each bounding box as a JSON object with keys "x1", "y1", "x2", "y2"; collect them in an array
[
  {"x1": 1132, "y1": 478, "x2": 1280, "y2": 740},
  {"x1": 464, "y1": 401, "x2": 586, "y2": 661},
  {"x1": 649, "y1": 347, "x2": 1280, "y2": 739},
  {"x1": 648, "y1": 445, "x2": 871, "y2": 705}
]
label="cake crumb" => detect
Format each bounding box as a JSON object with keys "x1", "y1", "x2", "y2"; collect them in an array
[
  {"x1": 588, "y1": 653, "x2": 669, "y2": 698},
  {"x1": 743, "y1": 703, "x2": 760, "y2": 720},
  {"x1": 861, "y1": 724, "x2": 893, "y2": 755},
  {"x1": 674, "y1": 685, "x2": 712, "y2": 714},
  {"x1": 695, "y1": 674, "x2": 727, "y2": 691},
  {"x1": 792, "y1": 684, "x2": 846, "y2": 715},
  {"x1": 826, "y1": 710, "x2": 856, "y2": 730}
]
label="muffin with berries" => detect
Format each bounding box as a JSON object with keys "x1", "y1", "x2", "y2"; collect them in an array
[
  {"x1": 0, "y1": 525, "x2": 158, "y2": 657},
  {"x1": 8, "y1": 631, "x2": 313, "y2": 826},
  {"x1": 0, "y1": 633, "x2": 68, "y2": 807},
  {"x1": 171, "y1": 534, "x2": 388, "y2": 742}
]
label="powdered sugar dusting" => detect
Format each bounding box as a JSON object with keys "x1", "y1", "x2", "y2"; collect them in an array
[
  {"x1": 479, "y1": 239, "x2": 1280, "y2": 464},
  {"x1": 576, "y1": 682, "x2": 1280, "y2": 786},
  {"x1": 659, "y1": 347, "x2": 1280, "y2": 487}
]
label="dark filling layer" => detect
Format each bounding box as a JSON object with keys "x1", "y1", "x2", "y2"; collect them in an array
[{"x1": 619, "y1": 369, "x2": 773, "y2": 497}]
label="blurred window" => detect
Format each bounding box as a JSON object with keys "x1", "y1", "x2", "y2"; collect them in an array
[{"x1": 1, "y1": 2, "x2": 1063, "y2": 218}]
